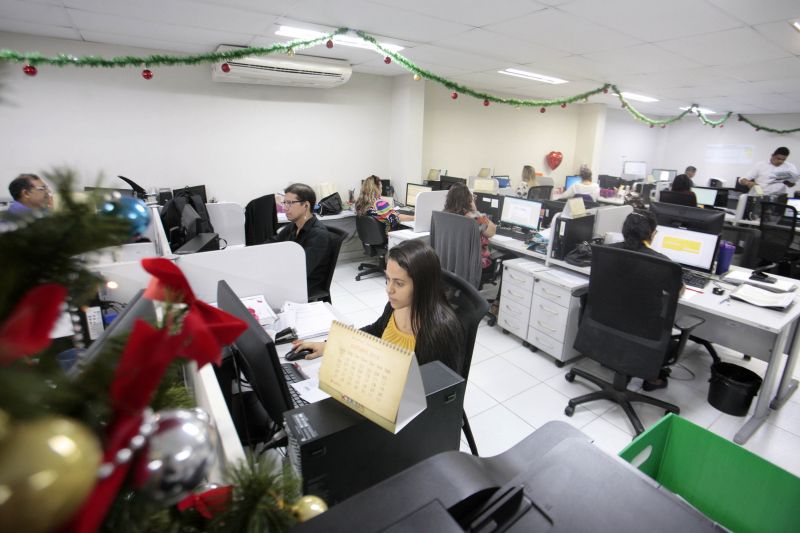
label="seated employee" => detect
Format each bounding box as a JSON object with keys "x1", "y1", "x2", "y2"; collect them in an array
[
  {"x1": 355, "y1": 175, "x2": 413, "y2": 232},
  {"x1": 555, "y1": 167, "x2": 600, "y2": 202},
  {"x1": 291, "y1": 239, "x2": 465, "y2": 374},
  {"x1": 515, "y1": 165, "x2": 537, "y2": 198},
  {"x1": 606, "y1": 210, "x2": 683, "y2": 390},
  {"x1": 6, "y1": 173, "x2": 52, "y2": 217},
  {"x1": 443, "y1": 183, "x2": 495, "y2": 272},
  {"x1": 670, "y1": 174, "x2": 698, "y2": 207},
  {"x1": 272, "y1": 183, "x2": 332, "y2": 295}
]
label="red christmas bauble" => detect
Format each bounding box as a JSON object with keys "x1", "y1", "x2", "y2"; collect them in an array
[
  {"x1": 540, "y1": 107, "x2": 546, "y2": 113},
  {"x1": 326, "y1": 39, "x2": 333, "y2": 49},
  {"x1": 720, "y1": 124, "x2": 724, "y2": 128},
  {"x1": 560, "y1": 103, "x2": 567, "y2": 109},
  {"x1": 451, "y1": 92, "x2": 458, "y2": 100},
  {"x1": 384, "y1": 56, "x2": 391, "y2": 64},
  {"x1": 661, "y1": 125, "x2": 666, "y2": 129},
  {"x1": 603, "y1": 88, "x2": 608, "y2": 94},
  {"x1": 650, "y1": 124, "x2": 654, "y2": 128},
  {"x1": 221, "y1": 63, "x2": 231, "y2": 73},
  {"x1": 142, "y1": 69, "x2": 153, "y2": 80},
  {"x1": 483, "y1": 99, "x2": 490, "y2": 107},
  {"x1": 23, "y1": 64, "x2": 37, "y2": 76}
]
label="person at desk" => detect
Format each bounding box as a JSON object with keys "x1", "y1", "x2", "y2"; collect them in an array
[
  {"x1": 685, "y1": 166, "x2": 697, "y2": 180},
  {"x1": 6, "y1": 173, "x2": 51, "y2": 216},
  {"x1": 555, "y1": 167, "x2": 600, "y2": 202},
  {"x1": 443, "y1": 183, "x2": 496, "y2": 271},
  {"x1": 355, "y1": 175, "x2": 413, "y2": 233},
  {"x1": 291, "y1": 239, "x2": 465, "y2": 374},
  {"x1": 738, "y1": 146, "x2": 797, "y2": 195},
  {"x1": 607, "y1": 210, "x2": 683, "y2": 390},
  {"x1": 670, "y1": 174, "x2": 698, "y2": 207},
  {"x1": 515, "y1": 165, "x2": 537, "y2": 198},
  {"x1": 272, "y1": 183, "x2": 332, "y2": 295}
]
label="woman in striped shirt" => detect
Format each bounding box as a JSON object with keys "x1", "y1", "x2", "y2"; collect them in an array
[{"x1": 355, "y1": 175, "x2": 413, "y2": 232}]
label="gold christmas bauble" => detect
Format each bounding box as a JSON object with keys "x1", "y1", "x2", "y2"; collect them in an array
[
  {"x1": 0, "y1": 416, "x2": 102, "y2": 533},
  {"x1": 291, "y1": 495, "x2": 328, "y2": 522}
]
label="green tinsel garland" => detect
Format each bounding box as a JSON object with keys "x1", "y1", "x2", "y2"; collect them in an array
[{"x1": 1, "y1": 27, "x2": 797, "y2": 134}]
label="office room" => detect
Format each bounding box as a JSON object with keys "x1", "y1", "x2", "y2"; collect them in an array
[{"x1": 1, "y1": 0, "x2": 800, "y2": 530}]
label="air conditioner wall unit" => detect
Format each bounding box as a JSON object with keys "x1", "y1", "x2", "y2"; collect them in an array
[{"x1": 211, "y1": 45, "x2": 352, "y2": 88}]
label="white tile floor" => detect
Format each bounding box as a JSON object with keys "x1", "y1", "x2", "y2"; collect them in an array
[{"x1": 330, "y1": 259, "x2": 800, "y2": 477}]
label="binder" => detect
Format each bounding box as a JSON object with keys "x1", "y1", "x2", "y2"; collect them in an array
[{"x1": 319, "y1": 321, "x2": 426, "y2": 433}]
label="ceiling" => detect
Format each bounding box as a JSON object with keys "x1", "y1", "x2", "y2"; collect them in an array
[{"x1": 2, "y1": 0, "x2": 800, "y2": 115}]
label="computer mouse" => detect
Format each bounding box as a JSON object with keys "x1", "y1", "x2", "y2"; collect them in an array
[
  {"x1": 712, "y1": 287, "x2": 725, "y2": 296},
  {"x1": 286, "y1": 348, "x2": 313, "y2": 361}
]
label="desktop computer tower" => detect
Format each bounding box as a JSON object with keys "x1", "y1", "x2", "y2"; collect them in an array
[
  {"x1": 551, "y1": 215, "x2": 595, "y2": 260},
  {"x1": 284, "y1": 362, "x2": 465, "y2": 505}
]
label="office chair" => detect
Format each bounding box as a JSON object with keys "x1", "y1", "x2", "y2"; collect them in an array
[
  {"x1": 355, "y1": 215, "x2": 388, "y2": 281},
  {"x1": 659, "y1": 189, "x2": 697, "y2": 208},
  {"x1": 527, "y1": 185, "x2": 553, "y2": 201},
  {"x1": 537, "y1": 176, "x2": 554, "y2": 187},
  {"x1": 440, "y1": 270, "x2": 490, "y2": 456},
  {"x1": 708, "y1": 178, "x2": 723, "y2": 188},
  {"x1": 308, "y1": 225, "x2": 348, "y2": 303},
  {"x1": 758, "y1": 202, "x2": 800, "y2": 276},
  {"x1": 244, "y1": 194, "x2": 278, "y2": 245},
  {"x1": 565, "y1": 245, "x2": 704, "y2": 435}
]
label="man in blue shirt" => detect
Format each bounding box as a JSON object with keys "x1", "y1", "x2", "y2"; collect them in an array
[{"x1": 7, "y1": 174, "x2": 51, "y2": 216}]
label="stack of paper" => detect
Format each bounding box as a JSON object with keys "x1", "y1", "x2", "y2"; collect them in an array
[
  {"x1": 731, "y1": 284, "x2": 795, "y2": 310},
  {"x1": 722, "y1": 270, "x2": 796, "y2": 293},
  {"x1": 280, "y1": 301, "x2": 338, "y2": 339}
]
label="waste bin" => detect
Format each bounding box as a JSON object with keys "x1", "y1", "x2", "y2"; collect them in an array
[{"x1": 707, "y1": 362, "x2": 762, "y2": 416}]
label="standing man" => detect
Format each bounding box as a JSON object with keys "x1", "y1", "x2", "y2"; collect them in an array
[
  {"x1": 7, "y1": 174, "x2": 51, "y2": 216},
  {"x1": 684, "y1": 166, "x2": 697, "y2": 180},
  {"x1": 739, "y1": 147, "x2": 797, "y2": 195}
]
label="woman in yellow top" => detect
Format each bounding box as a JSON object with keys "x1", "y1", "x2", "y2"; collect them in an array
[{"x1": 290, "y1": 240, "x2": 465, "y2": 374}]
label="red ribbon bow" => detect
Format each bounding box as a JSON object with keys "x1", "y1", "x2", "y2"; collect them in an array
[
  {"x1": 0, "y1": 283, "x2": 67, "y2": 365},
  {"x1": 177, "y1": 486, "x2": 233, "y2": 519}
]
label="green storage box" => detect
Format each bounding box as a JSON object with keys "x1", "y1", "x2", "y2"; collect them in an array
[{"x1": 619, "y1": 414, "x2": 800, "y2": 533}]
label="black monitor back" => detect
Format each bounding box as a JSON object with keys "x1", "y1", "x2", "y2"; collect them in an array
[
  {"x1": 541, "y1": 199, "x2": 566, "y2": 229},
  {"x1": 598, "y1": 175, "x2": 621, "y2": 189},
  {"x1": 474, "y1": 193, "x2": 502, "y2": 222},
  {"x1": 439, "y1": 175, "x2": 466, "y2": 191},
  {"x1": 173, "y1": 185, "x2": 208, "y2": 204},
  {"x1": 649, "y1": 201, "x2": 725, "y2": 235}
]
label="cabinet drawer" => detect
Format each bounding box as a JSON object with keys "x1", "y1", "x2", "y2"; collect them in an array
[
  {"x1": 533, "y1": 281, "x2": 572, "y2": 307},
  {"x1": 503, "y1": 266, "x2": 534, "y2": 293},
  {"x1": 530, "y1": 297, "x2": 569, "y2": 338},
  {"x1": 498, "y1": 299, "x2": 529, "y2": 338},
  {"x1": 527, "y1": 326, "x2": 565, "y2": 360},
  {"x1": 501, "y1": 282, "x2": 532, "y2": 308}
]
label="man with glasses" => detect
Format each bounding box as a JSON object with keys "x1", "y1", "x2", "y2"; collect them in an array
[
  {"x1": 7, "y1": 173, "x2": 51, "y2": 216},
  {"x1": 272, "y1": 183, "x2": 332, "y2": 295}
]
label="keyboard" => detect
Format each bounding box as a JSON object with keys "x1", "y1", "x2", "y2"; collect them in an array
[
  {"x1": 495, "y1": 225, "x2": 531, "y2": 241},
  {"x1": 682, "y1": 270, "x2": 709, "y2": 289},
  {"x1": 281, "y1": 364, "x2": 309, "y2": 407},
  {"x1": 396, "y1": 206, "x2": 415, "y2": 215}
]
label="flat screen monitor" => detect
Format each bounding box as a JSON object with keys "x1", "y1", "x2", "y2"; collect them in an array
[
  {"x1": 692, "y1": 187, "x2": 718, "y2": 207},
  {"x1": 649, "y1": 201, "x2": 725, "y2": 235},
  {"x1": 439, "y1": 175, "x2": 466, "y2": 191},
  {"x1": 84, "y1": 186, "x2": 135, "y2": 198},
  {"x1": 216, "y1": 280, "x2": 292, "y2": 427},
  {"x1": 173, "y1": 185, "x2": 208, "y2": 204},
  {"x1": 492, "y1": 175, "x2": 511, "y2": 188},
  {"x1": 500, "y1": 197, "x2": 542, "y2": 231},
  {"x1": 423, "y1": 180, "x2": 442, "y2": 192},
  {"x1": 652, "y1": 169, "x2": 678, "y2": 183},
  {"x1": 598, "y1": 175, "x2": 621, "y2": 189},
  {"x1": 406, "y1": 183, "x2": 432, "y2": 207},
  {"x1": 564, "y1": 175, "x2": 581, "y2": 189},
  {"x1": 787, "y1": 198, "x2": 800, "y2": 217},
  {"x1": 650, "y1": 225, "x2": 720, "y2": 274},
  {"x1": 475, "y1": 193, "x2": 501, "y2": 222},
  {"x1": 541, "y1": 199, "x2": 566, "y2": 229}
]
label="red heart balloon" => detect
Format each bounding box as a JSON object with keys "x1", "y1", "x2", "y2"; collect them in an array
[{"x1": 546, "y1": 151, "x2": 563, "y2": 170}]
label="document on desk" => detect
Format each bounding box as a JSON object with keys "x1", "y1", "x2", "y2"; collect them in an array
[
  {"x1": 290, "y1": 377, "x2": 330, "y2": 404},
  {"x1": 492, "y1": 234, "x2": 514, "y2": 242},
  {"x1": 279, "y1": 301, "x2": 338, "y2": 339},
  {"x1": 319, "y1": 321, "x2": 426, "y2": 434},
  {"x1": 731, "y1": 284, "x2": 794, "y2": 310},
  {"x1": 722, "y1": 270, "x2": 796, "y2": 293}
]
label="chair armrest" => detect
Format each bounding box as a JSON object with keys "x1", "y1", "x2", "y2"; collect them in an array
[{"x1": 674, "y1": 314, "x2": 704, "y2": 333}]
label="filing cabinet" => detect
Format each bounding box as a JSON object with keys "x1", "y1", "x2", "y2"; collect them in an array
[{"x1": 527, "y1": 268, "x2": 587, "y2": 365}]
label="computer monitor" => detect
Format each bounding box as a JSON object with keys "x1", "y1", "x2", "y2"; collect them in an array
[
  {"x1": 622, "y1": 161, "x2": 647, "y2": 181},
  {"x1": 84, "y1": 186, "x2": 135, "y2": 198},
  {"x1": 650, "y1": 225, "x2": 720, "y2": 274},
  {"x1": 649, "y1": 202, "x2": 725, "y2": 235},
  {"x1": 405, "y1": 183, "x2": 432, "y2": 207},
  {"x1": 652, "y1": 169, "x2": 678, "y2": 183},
  {"x1": 540, "y1": 199, "x2": 566, "y2": 229},
  {"x1": 474, "y1": 193, "x2": 501, "y2": 222},
  {"x1": 499, "y1": 197, "x2": 542, "y2": 232},
  {"x1": 380, "y1": 179, "x2": 393, "y2": 197},
  {"x1": 216, "y1": 280, "x2": 292, "y2": 428},
  {"x1": 439, "y1": 175, "x2": 466, "y2": 191},
  {"x1": 598, "y1": 175, "x2": 621, "y2": 189},
  {"x1": 492, "y1": 176, "x2": 511, "y2": 188},
  {"x1": 173, "y1": 185, "x2": 208, "y2": 204},
  {"x1": 787, "y1": 198, "x2": 800, "y2": 217},
  {"x1": 423, "y1": 180, "x2": 442, "y2": 192},
  {"x1": 471, "y1": 178, "x2": 496, "y2": 194},
  {"x1": 692, "y1": 187, "x2": 718, "y2": 207},
  {"x1": 564, "y1": 175, "x2": 581, "y2": 189},
  {"x1": 634, "y1": 183, "x2": 656, "y2": 205}
]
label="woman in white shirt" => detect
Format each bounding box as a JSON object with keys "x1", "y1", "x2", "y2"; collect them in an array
[
  {"x1": 556, "y1": 168, "x2": 600, "y2": 201},
  {"x1": 515, "y1": 165, "x2": 537, "y2": 198}
]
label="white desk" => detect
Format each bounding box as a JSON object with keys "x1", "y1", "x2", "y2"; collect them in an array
[
  {"x1": 387, "y1": 227, "x2": 429, "y2": 250},
  {"x1": 597, "y1": 196, "x2": 625, "y2": 206}
]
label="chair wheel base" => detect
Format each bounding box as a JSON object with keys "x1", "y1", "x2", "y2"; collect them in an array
[
  {"x1": 487, "y1": 316, "x2": 497, "y2": 327},
  {"x1": 502, "y1": 329, "x2": 509, "y2": 335},
  {"x1": 565, "y1": 405, "x2": 575, "y2": 417},
  {"x1": 565, "y1": 371, "x2": 575, "y2": 383},
  {"x1": 529, "y1": 345, "x2": 538, "y2": 353},
  {"x1": 554, "y1": 360, "x2": 565, "y2": 368}
]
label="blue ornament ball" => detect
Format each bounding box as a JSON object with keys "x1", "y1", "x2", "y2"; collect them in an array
[{"x1": 101, "y1": 195, "x2": 151, "y2": 236}]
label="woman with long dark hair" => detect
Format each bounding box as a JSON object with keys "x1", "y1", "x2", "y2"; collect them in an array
[
  {"x1": 670, "y1": 174, "x2": 698, "y2": 207},
  {"x1": 290, "y1": 239, "x2": 465, "y2": 374},
  {"x1": 444, "y1": 183, "x2": 495, "y2": 271}
]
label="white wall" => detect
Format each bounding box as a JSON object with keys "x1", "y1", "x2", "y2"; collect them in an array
[
  {"x1": 421, "y1": 84, "x2": 588, "y2": 189},
  {"x1": 0, "y1": 32, "x2": 400, "y2": 206},
  {"x1": 598, "y1": 108, "x2": 664, "y2": 179},
  {"x1": 387, "y1": 75, "x2": 425, "y2": 198}
]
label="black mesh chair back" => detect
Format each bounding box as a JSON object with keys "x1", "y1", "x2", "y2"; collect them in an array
[
  {"x1": 720, "y1": 225, "x2": 762, "y2": 269},
  {"x1": 659, "y1": 190, "x2": 697, "y2": 207},
  {"x1": 309, "y1": 225, "x2": 348, "y2": 303},
  {"x1": 758, "y1": 202, "x2": 797, "y2": 264},
  {"x1": 575, "y1": 245, "x2": 683, "y2": 380},
  {"x1": 527, "y1": 185, "x2": 553, "y2": 201},
  {"x1": 440, "y1": 270, "x2": 489, "y2": 382}
]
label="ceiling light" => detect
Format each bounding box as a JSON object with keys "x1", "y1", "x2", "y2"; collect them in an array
[
  {"x1": 792, "y1": 21, "x2": 800, "y2": 33},
  {"x1": 680, "y1": 106, "x2": 717, "y2": 115},
  {"x1": 618, "y1": 91, "x2": 659, "y2": 103},
  {"x1": 275, "y1": 26, "x2": 403, "y2": 52},
  {"x1": 497, "y1": 68, "x2": 568, "y2": 84}
]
